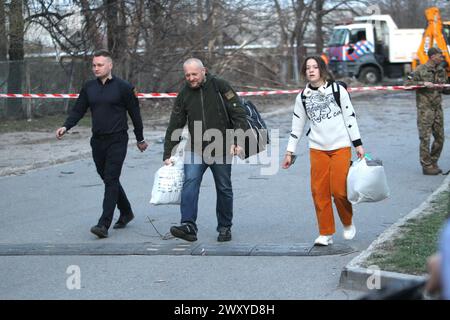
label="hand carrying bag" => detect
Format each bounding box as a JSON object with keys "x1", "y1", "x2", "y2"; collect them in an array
[
  {"x1": 347, "y1": 156, "x2": 390, "y2": 204},
  {"x1": 150, "y1": 136, "x2": 186, "y2": 205},
  {"x1": 150, "y1": 157, "x2": 184, "y2": 205}
]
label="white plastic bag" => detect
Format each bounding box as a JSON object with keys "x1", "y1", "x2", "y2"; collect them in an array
[
  {"x1": 347, "y1": 157, "x2": 390, "y2": 205},
  {"x1": 150, "y1": 130, "x2": 187, "y2": 205},
  {"x1": 150, "y1": 157, "x2": 184, "y2": 205}
]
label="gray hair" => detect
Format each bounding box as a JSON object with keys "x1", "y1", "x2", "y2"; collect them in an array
[{"x1": 183, "y1": 58, "x2": 205, "y2": 69}]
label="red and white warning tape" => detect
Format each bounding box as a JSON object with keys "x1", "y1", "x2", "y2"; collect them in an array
[
  {"x1": 0, "y1": 93, "x2": 80, "y2": 99},
  {"x1": 347, "y1": 85, "x2": 450, "y2": 92},
  {"x1": 0, "y1": 85, "x2": 449, "y2": 99}
]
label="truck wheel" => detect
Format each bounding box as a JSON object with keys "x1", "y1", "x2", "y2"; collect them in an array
[{"x1": 358, "y1": 67, "x2": 381, "y2": 84}]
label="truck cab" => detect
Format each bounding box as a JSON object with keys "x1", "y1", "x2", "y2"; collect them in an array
[{"x1": 326, "y1": 15, "x2": 423, "y2": 84}]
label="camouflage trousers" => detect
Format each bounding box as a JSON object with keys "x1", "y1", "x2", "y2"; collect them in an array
[{"x1": 417, "y1": 102, "x2": 444, "y2": 168}]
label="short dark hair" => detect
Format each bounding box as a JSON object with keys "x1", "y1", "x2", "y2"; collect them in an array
[
  {"x1": 300, "y1": 55, "x2": 334, "y2": 82},
  {"x1": 93, "y1": 50, "x2": 112, "y2": 59}
]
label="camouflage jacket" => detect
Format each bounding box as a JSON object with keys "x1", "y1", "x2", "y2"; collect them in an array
[{"x1": 406, "y1": 62, "x2": 449, "y2": 104}]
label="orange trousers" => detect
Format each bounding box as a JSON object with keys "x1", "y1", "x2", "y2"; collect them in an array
[{"x1": 310, "y1": 147, "x2": 353, "y2": 235}]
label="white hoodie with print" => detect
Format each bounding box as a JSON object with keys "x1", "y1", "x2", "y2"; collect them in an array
[{"x1": 286, "y1": 82, "x2": 362, "y2": 153}]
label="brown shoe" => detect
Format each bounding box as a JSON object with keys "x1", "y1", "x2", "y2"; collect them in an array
[
  {"x1": 423, "y1": 165, "x2": 441, "y2": 175},
  {"x1": 432, "y1": 164, "x2": 443, "y2": 174}
]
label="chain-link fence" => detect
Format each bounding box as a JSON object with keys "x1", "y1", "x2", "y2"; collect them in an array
[
  {"x1": 0, "y1": 48, "x2": 314, "y2": 120},
  {"x1": 0, "y1": 59, "x2": 93, "y2": 119}
]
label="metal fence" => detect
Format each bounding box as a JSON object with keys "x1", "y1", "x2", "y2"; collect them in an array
[
  {"x1": 0, "y1": 48, "x2": 313, "y2": 120},
  {"x1": 0, "y1": 59, "x2": 93, "y2": 119}
]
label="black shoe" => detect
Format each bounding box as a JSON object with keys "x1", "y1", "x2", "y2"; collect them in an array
[
  {"x1": 113, "y1": 213, "x2": 135, "y2": 229},
  {"x1": 170, "y1": 224, "x2": 197, "y2": 242},
  {"x1": 217, "y1": 227, "x2": 232, "y2": 242},
  {"x1": 90, "y1": 225, "x2": 108, "y2": 238}
]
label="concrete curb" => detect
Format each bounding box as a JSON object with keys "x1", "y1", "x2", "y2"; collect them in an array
[
  {"x1": 340, "y1": 266, "x2": 426, "y2": 292},
  {"x1": 339, "y1": 173, "x2": 450, "y2": 292}
]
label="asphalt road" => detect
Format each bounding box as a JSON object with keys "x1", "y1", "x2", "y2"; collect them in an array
[{"x1": 1, "y1": 91, "x2": 449, "y2": 300}]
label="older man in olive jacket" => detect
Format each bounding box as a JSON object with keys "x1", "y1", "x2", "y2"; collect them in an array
[{"x1": 163, "y1": 58, "x2": 248, "y2": 242}]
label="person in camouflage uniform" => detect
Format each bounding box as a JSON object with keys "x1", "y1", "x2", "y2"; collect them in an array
[{"x1": 406, "y1": 47, "x2": 449, "y2": 175}]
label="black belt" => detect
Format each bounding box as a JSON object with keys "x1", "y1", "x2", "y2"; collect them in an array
[{"x1": 92, "y1": 130, "x2": 127, "y2": 140}]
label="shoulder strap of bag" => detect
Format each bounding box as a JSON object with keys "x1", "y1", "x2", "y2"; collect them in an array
[
  {"x1": 301, "y1": 89, "x2": 312, "y2": 124},
  {"x1": 301, "y1": 89, "x2": 307, "y2": 115},
  {"x1": 299, "y1": 89, "x2": 311, "y2": 136},
  {"x1": 331, "y1": 81, "x2": 342, "y2": 109},
  {"x1": 331, "y1": 81, "x2": 341, "y2": 109},
  {"x1": 211, "y1": 77, "x2": 232, "y2": 125}
]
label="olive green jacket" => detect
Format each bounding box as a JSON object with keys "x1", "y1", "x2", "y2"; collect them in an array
[{"x1": 163, "y1": 74, "x2": 248, "y2": 160}]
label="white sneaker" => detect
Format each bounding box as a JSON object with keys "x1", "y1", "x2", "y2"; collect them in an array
[
  {"x1": 343, "y1": 224, "x2": 356, "y2": 240},
  {"x1": 314, "y1": 235, "x2": 333, "y2": 246}
]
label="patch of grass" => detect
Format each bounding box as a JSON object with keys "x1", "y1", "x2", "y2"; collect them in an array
[
  {"x1": 0, "y1": 114, "x2": 91, "y2": 133},
  {"x1": 364, "y1": 189, "x2": 450, "y2": 275}
]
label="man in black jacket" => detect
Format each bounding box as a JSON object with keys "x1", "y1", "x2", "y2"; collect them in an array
[
  {"x1": 164, "y1": 58, "x2": 248, "y2": 242},
  {"x1": 56, "y1": 50, "x2": 148, "y2": 239}
]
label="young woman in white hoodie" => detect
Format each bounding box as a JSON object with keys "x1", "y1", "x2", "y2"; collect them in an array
[{"x1": 282, "y1": 55, "x2": 365, "y2": 246}]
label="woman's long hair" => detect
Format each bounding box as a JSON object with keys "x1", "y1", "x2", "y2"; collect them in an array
[{"x1": 300, "y1": 55, "x2": 334, "y2": 83}]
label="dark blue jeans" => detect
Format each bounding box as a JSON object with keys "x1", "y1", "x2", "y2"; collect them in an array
[{"x1": 180, "y1": 156, "x2": 233, "y2": 232}]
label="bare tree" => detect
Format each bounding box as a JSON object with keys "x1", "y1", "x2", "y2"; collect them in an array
[
  {"x1": 104, "y1": 0, "x2": 126, "y2": 59},
  {"x1": 6, "y1": 0, "x2": 25, "y2": 119},
  {"x1": 78, "y1": 0, "x2": 104, "y2": 50},
  {"x1": 367, "y1": 0, "x2": 435, "y2": 28},
  {"x1": 273, "y1": 0, "x2": 290, "y2": 84},
  {"x1": 26, "y1": 1, "x2": 89, "y2": 55},
  {"x1": 273, "y1": 0, "x2": 314, "y2": 85},
  {"x1": 315, "y1": 0, "x2": 325, "y2": 54},
  {"x1": 0, "y1": 0, "x2": 6, "y2": 61},
  {"x1": 206, "y1": 0, "x2": 224, "y2": 61},
  {"x1": 8, "y1": 0, "x2": 24, "y2": 61},
  {"x1": 3, "y1": 0, "x2": 328, "y2": 117},
  {"x1": 314, "y1": 0, "x2": 359, "y2": 54},
  {"x1": 293, "y1": 0, "x2": 314, "y2": 82}
]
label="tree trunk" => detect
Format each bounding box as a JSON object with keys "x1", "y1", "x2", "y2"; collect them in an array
[
  {"x1": 216, "y1": 2, "x2": 224, "y2": 57},
  {"x1": 127, "y1": 0, "x2": 145, "y2": 83},
  {"x1": 315, "y1": 0, "x2": 324, "y2": 54},
  {"x1": 145, "y1": 0, "x2": 164, "y2": 91},
  {"x1": 6, "y1": 0, "x2": 24, "y2": 119},
  {"x1": 197, "y1": 0, "x2": 204, "y2": 27},
  {"x1": 116, "y1": 0, "x2": 127, "y2": 77},
  {"x1": 292, "y1": 0, "x2": 313, "y2": 82},
  {"x1": 207, "y1": 1, "x2": 219, "y2": 63},
  {"x1": 0, "y1": 0, "x2": 7, "y2": 61},
  {"x1": 274, "y1": 0, "x2": 290, "y2": 85},
  {"x1": 105, "y1": 0, "x2": 118, "y2": 56},
  {"x1": 79, "y1": 0, "x2": 103, "y2": 50},
  {"x1": 104, "y1": 0, "x2": 128, "y2": 77}
]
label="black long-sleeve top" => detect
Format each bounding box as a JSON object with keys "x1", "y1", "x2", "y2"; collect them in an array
[{"x1": 63, "y1": 76, "x2": 144, "y2": 142}]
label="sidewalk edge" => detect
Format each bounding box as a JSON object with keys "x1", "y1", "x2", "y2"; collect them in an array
[{"x1": 339, "y1": 173, "x2": 450, "y2": 291}]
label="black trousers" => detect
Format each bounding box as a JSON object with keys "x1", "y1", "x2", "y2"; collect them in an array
[{"x1": 90, "y1": 131, "x2": 132, "y2": 228}]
